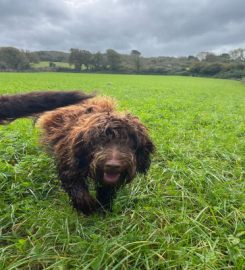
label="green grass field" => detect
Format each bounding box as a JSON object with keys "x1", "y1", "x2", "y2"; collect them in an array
[{"x1": 0, "y1": 73, "x2": 244, "y2": 269}]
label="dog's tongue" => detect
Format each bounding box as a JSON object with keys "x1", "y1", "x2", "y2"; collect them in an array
[{"x1": 103, "y1": 172, "x2": 120, "y2": 183}]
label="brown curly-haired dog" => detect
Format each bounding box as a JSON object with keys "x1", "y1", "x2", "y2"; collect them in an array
[{"x1": 37, "y1": 97, "x2": 155, "y2": 215}]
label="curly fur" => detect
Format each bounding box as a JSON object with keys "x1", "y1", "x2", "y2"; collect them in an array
[{"x1": 37, "y1": 97, "x2": 155, "y2": 215}]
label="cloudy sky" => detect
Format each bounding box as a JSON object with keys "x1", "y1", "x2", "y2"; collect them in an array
[{"x1": 0, "y1": 0, "x2": 245, "y2": 57}]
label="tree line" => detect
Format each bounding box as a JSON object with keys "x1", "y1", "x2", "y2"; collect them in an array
[{"x1": 0, "y1": 46, "x2": 245, "y2": 79}]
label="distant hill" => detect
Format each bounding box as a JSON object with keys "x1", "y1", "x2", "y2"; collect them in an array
[
  {"x1": 1, "y1": 47, "x2": 245, "y2": 79},
  {"x1": 35, "y1": 51, "x2": 69, "y2": 62}
]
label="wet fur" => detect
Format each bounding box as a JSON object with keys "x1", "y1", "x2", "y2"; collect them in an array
[
  {"x1": 0, "y1": 91, "x2": 154, "y2": 215},
  {"x1": 37, "y1": 97, "x2": 155, "y2": 215},
  {"x1": 0, "y1": 91, "x2": 94, "y2": 124}
]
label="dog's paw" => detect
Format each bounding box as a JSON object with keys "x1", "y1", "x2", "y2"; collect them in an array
[{"x1": 73, "y1": 192, "x2": 98, "y2": 215}]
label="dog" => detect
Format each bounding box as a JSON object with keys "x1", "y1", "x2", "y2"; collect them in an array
[{"x1": 0, "y1": 91, "x2": 155, "y2": 215}]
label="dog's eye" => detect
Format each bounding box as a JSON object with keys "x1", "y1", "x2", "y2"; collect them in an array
[
  {"x1": 105, "y1": 127, "x2": 111, "y2": 135},
  {"x1": 85, "y1": 107, "x2": 93, "y2": 113}
]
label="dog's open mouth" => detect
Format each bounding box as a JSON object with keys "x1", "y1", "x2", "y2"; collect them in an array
[{"x1": 103, "y1": 172, "x2": 121, "y2": 184}]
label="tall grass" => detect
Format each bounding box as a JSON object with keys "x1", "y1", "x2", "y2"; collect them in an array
[{"x1": 0, "y1": 73, "x2": 244, "y2": 269}]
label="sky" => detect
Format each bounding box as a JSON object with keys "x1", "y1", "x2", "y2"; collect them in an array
[{"x1": 0, "y1": 0, "x2": 245, "y2": 57}]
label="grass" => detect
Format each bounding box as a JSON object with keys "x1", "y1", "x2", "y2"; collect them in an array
[
  {"x1": 0, "y1": 73, "x2": 244, "y2": 269},
  {"x1": 31, "y1": 61, "x2": 73, "y2": 68}
]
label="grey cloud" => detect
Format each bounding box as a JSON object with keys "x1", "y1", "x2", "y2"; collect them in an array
[{"x1": 0, "y1": 0, "x2": 244, "y2": 56}]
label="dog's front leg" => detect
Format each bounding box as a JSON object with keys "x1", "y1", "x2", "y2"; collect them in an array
[
  {"x1": 96, "y1": 185, "x2": 118, "y2": 212},
  {"x1": 68, "y1": 183, "x2": 98, "y2": 215},
  {"x1": 59, "y1": 172, "x2": 98, "y2": 215}
]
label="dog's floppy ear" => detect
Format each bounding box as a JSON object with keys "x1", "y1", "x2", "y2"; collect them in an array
[
  {"x1": 127, "y1": 115, "x2": 155, "y2": 174},
  {"x1": 136, "y1": 136, "x2": 155, "y2": 174}
]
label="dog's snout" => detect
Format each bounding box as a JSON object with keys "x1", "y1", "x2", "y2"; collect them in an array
[{"x1": 104, "y1": 161, "x2": 121, "y2": 171}]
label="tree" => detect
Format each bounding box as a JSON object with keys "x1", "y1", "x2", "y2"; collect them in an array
[
  {"x1": 187, "y1": 55, "x2": 198, "y2": 61},
  {"x1": 218, "y1": 53, "x2": 230, "y2": 62},
  {"x1": 25, "y1": 51, "x2": 40, "y2": 63},
  {"x1": 0, "y1": 60, "x2": 7, "y2": 70},
  {"x1": 92, "y1": 51, "x2": 105, "y2": 70},
  {"x1": 0, "y1": 47, "x2": 30, "y2": 70},
  {"x1": 49, "y1": 62, "x2": 56, "y2": 68},
  {"x1": 201, "y1": 63, "x2": 223, "y2": 76},
  {"x1": 230, "y1": 48, "x2": 245, "y2": 61},
  {"x1": 106, "y1": 49, "x2": 121, "y2": 71},
  {"x1": 190, "y1": 62, "x2": 223, "y2": 76},
  {"x1": 205, "y1": 53, "x2": 218, "y2": 62},
  {"x1": 81, "y1": 50, "x2": 92, "y2": 70},
  {"x1": 69, "y1": 48, "x2": 83, "y2": 71},
  {"x1": 130, "y1": 50, "x2": 141, "y2": 71},
  {"x1": 69, "y1": 49, "x2": 92, "y2": 71}
]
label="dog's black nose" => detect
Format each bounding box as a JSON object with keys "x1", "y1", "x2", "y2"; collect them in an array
[{"x1": 104, "y1": 161, "x2": 121, "y2": 172}]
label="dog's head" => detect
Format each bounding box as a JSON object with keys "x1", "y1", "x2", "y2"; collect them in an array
[{"x1": 72, "y1": 112, "x2": 155, "y2": 186}]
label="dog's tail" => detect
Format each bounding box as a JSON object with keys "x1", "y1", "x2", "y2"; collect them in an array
[{"x1": 0, "y1": 90, "x2": 94, "y2": 124}]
